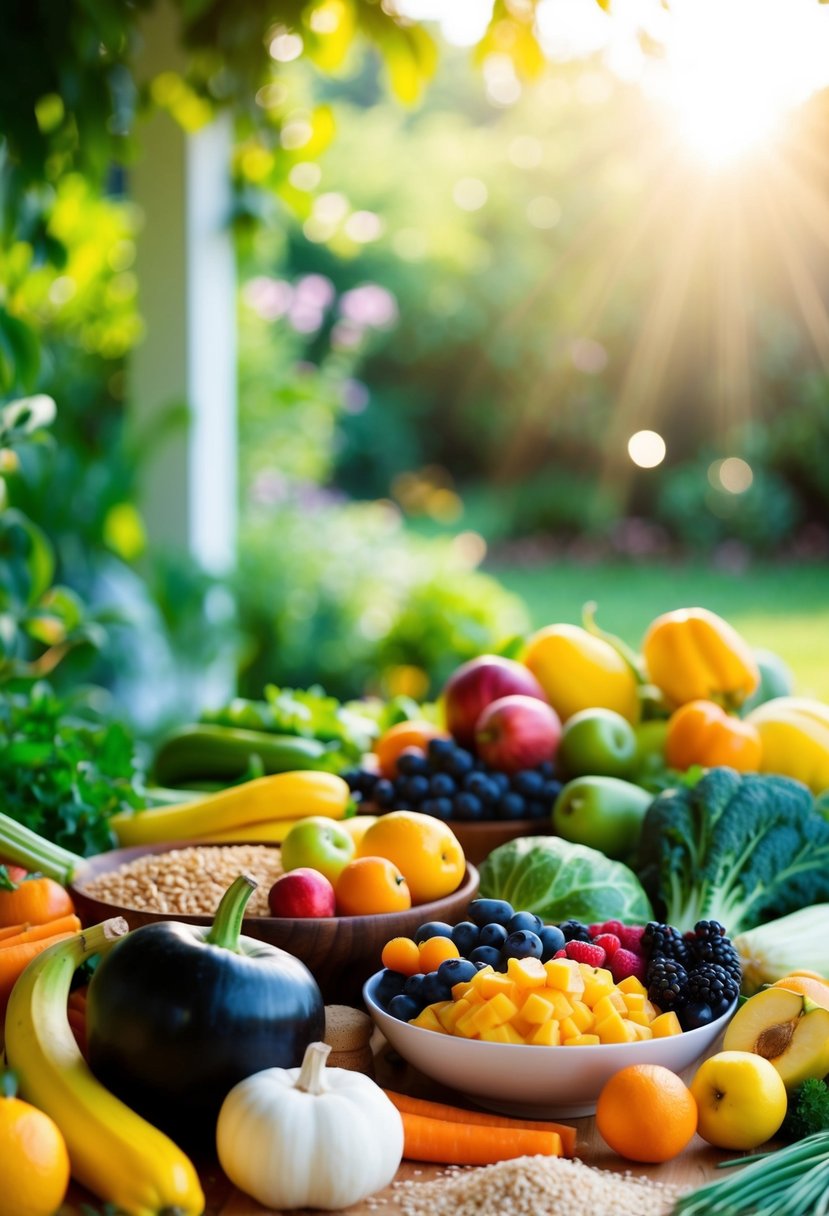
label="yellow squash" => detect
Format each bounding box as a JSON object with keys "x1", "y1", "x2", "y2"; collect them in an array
[
  {"x1": 642, "y1": 607, "x2": 759, "y2": 710},
  {"x1": 110, "y1": 770, "x2": 350, "y2": 847},
  {"x1": 746, "y1": 697, "x2": 829, "y2": 794},
  {"x1": 4, "y1": 921, "x2": 204, "y2": 1216},
  {"x1": 521, "y1": 623, "x2": 640, "y2": 724}
]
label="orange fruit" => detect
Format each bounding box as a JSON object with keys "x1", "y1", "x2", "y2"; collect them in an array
[
  {"x1": 335, "y1": 856, "x2": 412, "y2": 916},
  {"x1": 418, "y1": 936, "x2": 460, "y2": 972},
  {"x1": 373, "y1": 720, "x2": 449, "y2": 779},
  {"x1": 356, "y1": 811, "x2": 465, "y2": 904},
  {"x1": 381, "y1": 936, "x2": 421, "y2": 975},
  {"x1": 596, "y1": 1064, "x2": 698, "y2": 1163},
  {"x1": 0, "y1": 1075, "x2": 70, "y2": 1216}
]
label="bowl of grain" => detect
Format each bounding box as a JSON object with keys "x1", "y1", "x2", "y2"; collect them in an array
[
  {"x1": 70, "y1": 842, "x2": 478, "y2": 1005},
  {"x1": 363, "y1": 970, "x2": 735, "y2": 1118}
]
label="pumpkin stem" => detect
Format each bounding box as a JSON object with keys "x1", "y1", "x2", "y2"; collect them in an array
[
  {"x1": 205, "y1": 873, "x2": 257, "y2": 952},
  {"x1": 0, "y1": 1069, "x2": 18, "y2": 1100},
  {"x1": 295, "y1": 1041, "x2": 331, "y2": 1095}
]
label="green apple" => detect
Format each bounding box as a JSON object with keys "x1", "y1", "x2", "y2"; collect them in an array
[
  {"x1": 557, "y1": 708, "x2": 637, "y2": 779},
  {"x1": 280, "y1": 817, "x2": 356, "y2": 884},
  {"x1": 632, "y1": 720, "x2": 670, "y2": 783},
  {"x1": 552, "y1": 776, "x2": 653, "y2": 860}
]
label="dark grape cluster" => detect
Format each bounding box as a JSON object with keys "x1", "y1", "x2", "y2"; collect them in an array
[
  {"x1": 344, "y1": 737, "x2": 562, "y2": 823},
  {"x1": 644, "y1": 919, "x2": 742, "y2": 1031}
]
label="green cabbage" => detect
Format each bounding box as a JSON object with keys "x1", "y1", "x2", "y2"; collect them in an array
[{"x1": 478, "y1": 835, "x2": 653, "y2": 926}]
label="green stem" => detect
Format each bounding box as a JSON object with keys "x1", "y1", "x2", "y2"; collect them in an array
[
  {"x1": 0, "y1": 1070, "x2": 18, "y2": 1100},
  {"x1": 205, "y1": 873, "x2": 257, "y2": 951},
  {"x1": 0, "y1": 811, "x2": 82, "y2": 883}
]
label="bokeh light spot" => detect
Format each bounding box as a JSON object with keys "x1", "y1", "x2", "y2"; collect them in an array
[{"x1": 628, "y1": 430, "x2": 666, "y2": 468}]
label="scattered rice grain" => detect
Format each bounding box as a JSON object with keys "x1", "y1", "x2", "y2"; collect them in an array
[
  {"x1": 394, "y1": 1155, "x2": 685, "y2": 1216},
  {"x1": 80, "y1": 845, "x2": 284, "y2": 917}
]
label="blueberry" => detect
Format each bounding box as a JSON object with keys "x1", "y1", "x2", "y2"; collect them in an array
[
  {"x1": 420, "y1": 797, "x2": 454, "y2": 820},
  {"x1": 446, "y1": 748, "x2": 476, "y2": 779},
  {"x1": 526, "y1": 799, "x2": 550, "y2": 820},
  {"x1": 372, "y1": 778, "x2": 395, "y2": 808},
  {"x1": 479, "y1": 922, "x2": 509, "y2": 949},
  {"x1": 559, "y1": 919, "x2": 592, "y2": 943},
  {"x1": 542, "y1": 779, "x2": 564, "y2": 804},
  {"x1": 489, "y1": 771, "x2": 511, "y2": 795},
  {"x1": 342, "y1": 769, "x2": 364, "y2": 792},
  {"x1": 508, "y1": 911, "x2": 544, "y2": 934},
  {"x1": 437, "y1": 958, "x2": 478, "y2": 986},
  {"x1": 679, "y1": 1000, "x2": 716, "y2": 1031},
  {"x1": 419, "y1": 971, "x2": 453, "y2": 1005},
  {"x1": 414, "y1": 921, "x2": 454, "y2": 943},
  {"x1": 468, "y1": 898, "x2": 514, "y2": 928},
  {"x1": 374, "y1": 969, "x2": 406, "y2": 1009},
  {"x1": 451, "y1": 920, "x2": 480, "y2": 955},
  {"x1": 397, "y1": 752, "x2": 430, "y2": 777},
  {"x1": 538, "y1": 761, "x2": 556, "y2": 778},
  {"x1": 391, "y1": 797, "x2": 410, "y2": 811},
  {"x1": 539, "y1": 925, "x2": 566, "y2": 960},
  {"x1": 501, "y1": 930, "x2": 543, "y2": 963},
  {"x1": 403, "y1": 972, "x2": 426, "y2": 997},
  {"x1": 463, "y1": 772, "x2": 498, "y2": 803},
  {"x1": 453, "y1": 792, "x2": 484, "y2": 821},
  {"x1": 495, "y1": 792, "x2": 527, "y2": 820},
  {"x1": 427, "y1": 737, "x2": 456, "y2": 765},
  {"x1": 511, "y1": 769, "x2": 545, "y2": 797},
  {"x1": 388, "y1": 993, "x2": 424, "y2": 1022},
  {"x1": 429, "y1": 772, "x2": 456, "y2": 797},
  {"x1": 469, "y1": 945, "x2": 503, "y2": 969},
  {"x1": 400, "y1": 775, "x2": 430, "y2": 802}
]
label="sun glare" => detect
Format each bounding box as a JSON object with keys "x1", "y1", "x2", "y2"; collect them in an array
[{"x1": 653, "y1": 0, "x2": 829, "y2": 167}]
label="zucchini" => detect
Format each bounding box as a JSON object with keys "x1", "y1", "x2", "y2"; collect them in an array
[{"x1": 153, "y1": 724, "x2": 340, "y2": 786}]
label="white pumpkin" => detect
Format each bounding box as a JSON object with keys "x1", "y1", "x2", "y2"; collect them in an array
[{"x1": 216, "y1": 1041, "x2": 404, "y2": 1210}]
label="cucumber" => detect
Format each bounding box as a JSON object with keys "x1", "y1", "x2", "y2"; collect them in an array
[{"x1": 152, "y1": 725, "x2": 339, "y2": 786}]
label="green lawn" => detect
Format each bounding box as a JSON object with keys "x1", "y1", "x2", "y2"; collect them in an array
[{"x1": 487, "y1": 559, "x2": 829, "y2": 702}]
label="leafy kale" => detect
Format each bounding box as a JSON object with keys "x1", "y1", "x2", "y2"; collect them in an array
[
  {"x1": 782, "y1": 1079, "x2": 829, "y2": 1141},
  {"x1": 635, "y1": 767, "x2": 829, "y2": 935},
  {"x1": 0, "y1": 681, "x2": 145, "y2": 857}
]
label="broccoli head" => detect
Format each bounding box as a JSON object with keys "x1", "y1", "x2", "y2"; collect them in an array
[{"x1": 635, "y1": 766, "x2": 829, "y2": 935}]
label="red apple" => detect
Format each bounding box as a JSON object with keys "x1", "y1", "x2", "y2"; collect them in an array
[
  {"x1": 441, "y1": 655, "x2": 549, "y2": 748},
  {"x1": 267, "y1": 868, "x2": 336, "y2": 918},
  {"x1": 475, "y1": 694, "x2": 562, "y2": 774}
]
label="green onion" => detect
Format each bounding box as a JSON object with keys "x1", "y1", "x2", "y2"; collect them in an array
[{"x1": 673, "y1": 1133, "x2": 829, "y2": 1216}]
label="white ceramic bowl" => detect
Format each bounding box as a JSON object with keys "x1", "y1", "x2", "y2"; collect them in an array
[{"x1": 364, "y1": 971, "x2": 735, "y2": 1118}]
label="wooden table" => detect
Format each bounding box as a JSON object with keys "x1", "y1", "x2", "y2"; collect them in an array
[{"x1": 63, "y1": 1037, "x2": 732, "y2": 1215}]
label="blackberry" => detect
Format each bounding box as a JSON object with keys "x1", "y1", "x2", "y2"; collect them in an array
[
  {"x1": 647, "y1": 958, "x2": 689, "y2": 1009},
  {"x1": 558, "y1": 920, "x2": 592, "y2": 943},
  {"x1": 684, "y1": 963, "x2": 739, "y2": 1019},
  {"x1": 642, "y1": 922, "x2": 691, "y2": 967},
  {"x1": 686, "y1": 921, "x2": 742, "y2": 986}
]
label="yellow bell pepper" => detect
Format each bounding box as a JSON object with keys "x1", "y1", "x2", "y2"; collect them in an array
[
  {"x1": 745, "y1": 697, "x2": 829, "y2": 794},
  {"x1": 521, "y1": 623, "x2": 640, "y2": 724},
  {"x1": 642, "y1": 607, "x2": 759, "y2": 710}
]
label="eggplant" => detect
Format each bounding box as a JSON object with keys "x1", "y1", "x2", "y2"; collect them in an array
[{"x1": 86, "y1": 874, "x2": 324, "y2": 1151}]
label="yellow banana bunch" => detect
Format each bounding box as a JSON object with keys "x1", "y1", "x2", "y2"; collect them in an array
[{"x1": 4, "y1": 920, "x2": 205, "y2": 1216}]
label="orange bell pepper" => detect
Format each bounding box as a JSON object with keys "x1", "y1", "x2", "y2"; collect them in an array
[
  {"x1": 665, "y1": 699, "x2": 762, "y2": 773},
  {"x1": 642, "y1": 607, "x2": 760, "y2": 710}
]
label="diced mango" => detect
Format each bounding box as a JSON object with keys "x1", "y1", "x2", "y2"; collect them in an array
[
  {"x1": 544, "y1": 959, "x2": 585, "y2": 994},
  {"x1": 437, "y1": 998, "x2": 472, "y2": 1033},
  {"x1": 627, "y1": 1009, "x2": 652, "y2": 1027},
  {"x1": 510, "y1": 1014, "x2": 537, "y2": 1041},
  {"x1": 479, "y1": 1024, "x2": 517, "y2": 1043},
  {"x1": 548, "y1": 990, "x2": 574, "y2": 1020},
  {"x1": 475, "y1": 972, "x2": 517, "y2": 1001},
  {"x1": 520, "y1": 991, "x2": 556, "y2": 1025},
  {"x1": 643, "y1": 999, "x2": 659, "y2": 1021},
  {"x1": 563, "y1": 1033, "x2": 601, "y2": 1046},
  {"x1": 579, "y1": 964, "x2": 615, "y2": 986},
  {"x1": 629, "y1": 1022, "x2": 654, "y2": 1041},
  {"x1": 410, "y1": 1005, "x2": 449, "y2": 1033},
  {"x1": 593, "y1": 991, "x2": 627, "y2": 1022},
  {"x1": 471, "y1": 991, "x2": 519, "y2": 1033},
  {"x1": 507, "y1": 956, "x2": 547, "y2": 989},
  {"x1": 582, "y1": 976, "x2": 616, "y2": 1008},
  {"x1": 622, "y1": 991, "x2": 646, "y2": 1013},
  {"x1": 651, "y1": 1010, "x2": 683, "y2": 1038},
  {"x1": 618, "y1": 975, "x2": 647, "y2": 996},
  {"x1": 530, "y1": 1019, "x2": 562, "y2": 1046},
  {"x1": 569, "y1": 1000, "x2": 595, "y2": 1033},
  {"x1": 595, "y1": 1010, "x2": 636, "y2": 1044},
  {"x1": 454, "y1": 1004, "x2": 483, "y2": 1038},
  {"x1": 559, "y1": 1016, "x2": 580, "y2": 1041},
  {"x1": 451, "y1": 980, "x2": 475, "y2": 1000}
]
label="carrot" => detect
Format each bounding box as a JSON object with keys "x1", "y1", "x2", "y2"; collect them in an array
[
  {"x1": 0, "y1": 922, "x2": 28, "y2": 943},
  {"x1": 0, "y1": 914, "x2": 81, "y2": 950},
  {"x1": 0, "y1": 931, "x2": 77, "y2": 1010},
  {"x1": 383, "y1": 1089, "x2": 577, "y2": 1157},
  {"x1": 399, "y1": 1111, "x2": 562, "y2": 1165}
]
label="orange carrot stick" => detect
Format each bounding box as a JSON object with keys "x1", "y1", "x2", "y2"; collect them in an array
[
  {"x1": 0, "y1": 922, "x2": 28, "y2": 943},
  {"x1": 399, "y1": 1111, "x2": 562, "y2": 1165},
  {"x1": 0, "y1": 932, "x2": 77, "y2": 1010},
  {"x1": 383, "y1": 1090, "x2": 577, "y2": 1157},
  {"x1": 0, "y1": 914, "x2": 81, "y2": 950}
]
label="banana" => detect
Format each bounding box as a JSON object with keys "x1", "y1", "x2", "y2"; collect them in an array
[
  {"x1": 4, "y1": 919, "x2": 205, "y2": 1216},
  {"x1": 110, "y1": 770, "x2": 350, "y2": 847}
]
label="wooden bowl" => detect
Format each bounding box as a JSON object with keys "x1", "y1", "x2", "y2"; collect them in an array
[
  {"x1": 69, "y1": 842, "x2": 479, "y2": 1006},
  {"x1": 450, "y1": 818, "x2": 553, "y2": 865}
]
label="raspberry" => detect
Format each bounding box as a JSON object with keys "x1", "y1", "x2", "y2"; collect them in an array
[
  {"x1": 617, "y1": 925, "x2": 646, "y2": 952},
  {"x1": 589, "y1": 920, "x2": 623, "y2": 937},
  {"x1": 592, "y1": 933, "x2": 621, "y2": 957},
  {"x1": 610, "y1": 948, "x2": 647, "y2": 984},
  {"x1": 553, "y1": 949, "x2": 567, "y2": 959},
  {"x1": 565, "y1": 941, "x2": 607, "y2": 967}
]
